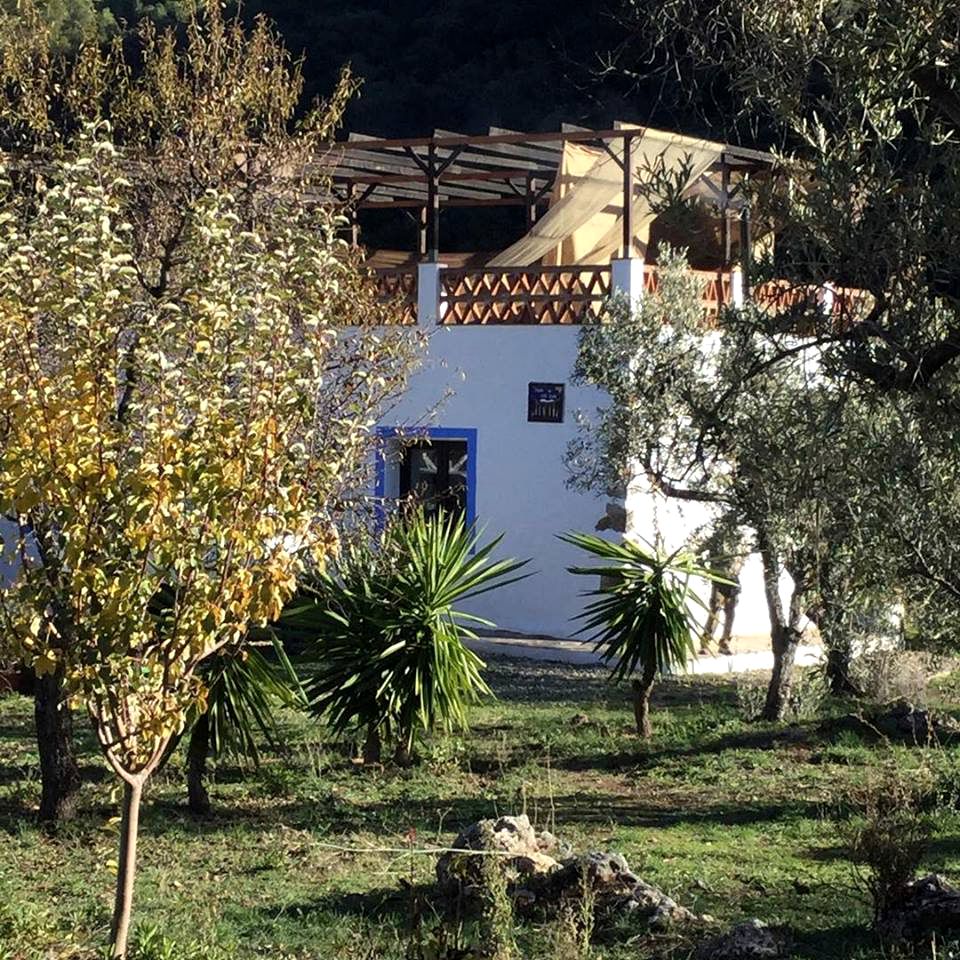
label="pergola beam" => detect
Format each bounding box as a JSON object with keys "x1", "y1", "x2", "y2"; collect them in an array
[{"x1": 329, "y1": 125, "x2": 775, "y2": 243}]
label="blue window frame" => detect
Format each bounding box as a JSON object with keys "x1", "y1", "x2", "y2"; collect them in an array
[{"x1": 374, "y1": 426, "x2": 478, "y2": 527}]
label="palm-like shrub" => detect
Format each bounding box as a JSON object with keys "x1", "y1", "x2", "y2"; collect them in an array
[
  {"x1": 284, "y1": 510, "x2": 527, "y2": 763},
  {"x1": 563, "y1": 532, "x2": 727, "y2": 739},
  {"x1": 185, "y1": 633, "x2": 303, "y2": 813}
]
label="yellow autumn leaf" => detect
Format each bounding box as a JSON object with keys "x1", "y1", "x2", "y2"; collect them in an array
[{"x1": 34, "y1": 650, "x2": 58, "y2": 676}]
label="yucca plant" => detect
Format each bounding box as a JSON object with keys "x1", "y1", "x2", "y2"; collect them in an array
[
  {"x1": 562, "y1": 532, "x2": 729, "y2": 739},
  {"x1": 184, "y1": 633, "x2": 303, "y2": 813},
  {"x1": 284, "y1": 510, "x2": 527, "y2": 764}
]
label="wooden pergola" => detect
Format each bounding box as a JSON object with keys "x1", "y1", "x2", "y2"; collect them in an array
[{"x1": 327, "y1": 125, "x2": 775, "y2": 263}]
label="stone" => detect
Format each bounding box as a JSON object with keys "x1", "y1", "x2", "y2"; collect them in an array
[
  {"x1": 436, "y1": 819, "x2": 697, "y2": 928},
  {"x1": 436, "y1": 815, "x2": 566, "y2": 891},
  {"x1": 514, "y1": 849, "x2": 695, "y2": 926},
  {"x1": 696, "y1": 919, "x2": 788, "y2": 959},
  {"x1": 531, "y1": 851, "x2": 640, "y2": 905},
  {"x1": 627, "y1": 877, "x2": 698, "y2": 928},
  {"x1": 871, "y1": 699, "x2": 959, "y2": 742},
  {"x1": 878, "y1": 874, "x2": 960, "y2": 943}
]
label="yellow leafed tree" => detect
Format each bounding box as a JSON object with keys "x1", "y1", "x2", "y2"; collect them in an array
[{"x1": 0, "y1": 5, "x2": 419, "y2": 956}]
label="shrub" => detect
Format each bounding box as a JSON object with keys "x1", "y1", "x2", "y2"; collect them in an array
[
  {"x1": 562, "y1": 533, "x2": 729, "y2": 739},
  {"x1": 285, "y1": 510, "x2": 526, "y2": 763},
  {"x1": 836, "y1": 763, "x2": 936, "y2": 923},
  {"x1": 737, "y1": 667, "x2": 827, "y2": 722},
  {"x1": 850, "y1": 650, "x2": 934, "y2": 707}
]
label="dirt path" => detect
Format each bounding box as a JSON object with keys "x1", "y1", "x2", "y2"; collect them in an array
[{"x1": 467, "y1": 633, "x2": 824, "y2": 675}]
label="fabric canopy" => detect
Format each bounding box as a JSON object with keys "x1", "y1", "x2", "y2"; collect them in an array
[{"x1": 488, "y1": 126, "x2": 722, "y2": 268}]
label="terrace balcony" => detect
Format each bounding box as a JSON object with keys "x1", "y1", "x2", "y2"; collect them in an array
[
  {"x1": 329, "y1": 125, "x2": 860, "y2": 330},
  {"x1": 370, "y1": 260, "x2": 859, "y2": 328}
]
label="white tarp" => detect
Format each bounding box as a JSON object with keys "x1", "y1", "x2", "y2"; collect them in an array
[{"x1": 488, "y1": 126, "x2": 723, "y2": 268}]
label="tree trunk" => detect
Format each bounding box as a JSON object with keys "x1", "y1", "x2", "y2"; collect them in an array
[
  {"x1": 362, "y1": 722, "x2": 382, "y2": 764},
  {"x1": 186, "y1": 713, "x2": 211, "y2": 815},
  {"x1": 762, "y1": 622, "x2": 801, "y2": 721},
  {"x1": 818, "y1": 577, "x2": 860, "y2": 696},
  {"x1": 35, "y1": 667, "x2": 80, "y2": 827},
  {"x1": 757, "y1": 536, "x2": 803, "y2": 722},
  {"x1": 824, "y1": 638, "x2": 860, "y2": 696},
  {"x1": 111, "y1": 777, "x2": 144, "y2": 959},
  {"x1": 631, "y1": 660, "x2": 658, "y2": 739},
  {"x1": 393, "y1": 737, "x2": 413, "y2": 767},
  {"x1": 700, "y1": 584, "x2": 721, "y2": 655}
]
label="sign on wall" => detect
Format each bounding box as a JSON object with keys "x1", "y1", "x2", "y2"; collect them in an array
[{"x1": 527, "y1": 382, "x2": 565, "y2": 423}]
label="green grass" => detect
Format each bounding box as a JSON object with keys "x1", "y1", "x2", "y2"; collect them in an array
[{"x1": 0, "y1": 658, "x2": 959, "y2": 959}]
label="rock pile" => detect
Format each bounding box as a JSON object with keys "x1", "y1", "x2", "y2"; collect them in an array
[
  {"x1": 878, "y1": 874, "x2": 960, "y2": 943},
  {"x1": 868, "y1": 699, "x2": 958, "y2": 742},
  {"x1": 437, "y1": 815, "x2": 695, "y2": 926},
  {"x1": 695, "y1": 919, "x2": 788, "y2": 959},
  {"x1": 436, "y1": 814, "x2": 569, "y2": 893}
]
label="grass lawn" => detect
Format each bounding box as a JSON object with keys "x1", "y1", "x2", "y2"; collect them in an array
[{"x1": 0, "y1": 656, "x2": 958, "y2": 959}]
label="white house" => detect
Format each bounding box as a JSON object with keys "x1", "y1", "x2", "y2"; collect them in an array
[
  {"x1": 331, "y1": 124, "x2": 832, "y2": 642},
  {"x1": 0, "y1": 124, "x2": 846, "y2": 656}
]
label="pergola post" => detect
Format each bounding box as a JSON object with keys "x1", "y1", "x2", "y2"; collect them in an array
[
  {"x1": 426, "y1": 143, "x2": 440, "y2": 262},
  {"x1": 720, "y1": 154, "x2": 731, "y2": 268},
  {"x1": 525, "y1": 173, "x2": 538, "y2": 230},
  {"x1": 739, "y1": 203, "x2": 752, "y2": 300},
  {"x1": 609, "y1": 132, "x2": 644, "y2": 307},
  {"x1": 417, "y1": 261, "x2": 446, "y2": 325},
  {"x1": 621, "y1": 132, "x2": 635, "y2": 259},
  {"x1": 418, "y1": 205, "x2": 428, "y2": 258}
]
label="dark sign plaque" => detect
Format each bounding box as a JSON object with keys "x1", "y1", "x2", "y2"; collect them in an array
[{"x1": 527, "y1": 382, "x2": 565, "y2": 423}]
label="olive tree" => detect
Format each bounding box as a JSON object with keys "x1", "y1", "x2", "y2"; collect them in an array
[
  {"x1": 614, "y1": 0, "x2": 960, "y2": 392},
  {"x1": 606, "y1": 0, "x2": 960, "y2": 668},
  {"x1": 567, "y1": 251, "x2": 905, "y2": 718}
]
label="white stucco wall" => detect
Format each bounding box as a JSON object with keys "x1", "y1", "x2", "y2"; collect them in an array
[
  {"x1": 625, "y1": 476, "x2": 787, "y2": 642},
  {"x1": 0, "y1": 322, "x2": 780, "y2": 646},
  {"x1": 378, "y1": 324, "x2": 612, "y2": 637},
  {"x1": 378, "y1": 323, "x2": 780, "y2": 641}
]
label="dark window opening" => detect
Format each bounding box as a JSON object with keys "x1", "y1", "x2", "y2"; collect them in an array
[{"x1": 399, "y1": 439, "x2": 468, "y2": 520}]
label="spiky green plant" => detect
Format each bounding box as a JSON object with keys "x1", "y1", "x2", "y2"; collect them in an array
[
  {"x1": 184, "y1": 634, "x2": 303, "y2": 813},
  {"x1": 562, "y1": 532, "x2": 729, "y2": 739},
  {"x1": 284, "y1": 510, "x2": 527, "y2": 763}
]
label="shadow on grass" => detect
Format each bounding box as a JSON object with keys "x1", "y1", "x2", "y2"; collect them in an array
[
  {"x1": 0, "y1": 759, "x2": 108, "y2": 791},
  {"x1": 793, "y1": 923, "x2": 874, "y2": 959},
  {"x1": 251, "y1": 882, "x2": 876, "y2": 960},
  {"x1": 256, "y1": 882, "x2": 423, "y2": 924},
  {"x1": 482, "y1": 656, "x2": 739, "y2": 710},
  {"x1": 551, "y1": 722, "x2": 819, "y2": 774},
  {"x1": 809, "y1": 833, "x2": 960, "y2": 868},
  {"x1": 138, "y1": 787, "x2": 823, "y2": 842}
]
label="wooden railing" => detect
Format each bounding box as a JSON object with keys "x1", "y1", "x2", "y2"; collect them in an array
[
  {"x1": 372, "y1": 268, "x2": 418, "y2": 325},
  {"x1": 439, "y1": 265, "x2": 612, "y2": 325},
  {"x1": 368, "y1": 263, "x2": 867, "y2": 328},
  {"x1": 753, "y1": 280, "x2": 866, "y2": 332},
  {"x1": 642, "y1": 267, "x2": 733, "y2": 319}
]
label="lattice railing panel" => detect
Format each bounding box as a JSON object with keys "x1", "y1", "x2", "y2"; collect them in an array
[
  {"x1": 440, "y1": 265, "x2": 612, "y2": 325},
  {"x1": 754, "y1": 280, "x2": 869, "y2": 332},
  {"x1": 642, "y1": 267, "x2": 732, "y2": 320},
  {"x1": 373, "y1": 269, "x2": 418, "y2": 325}
]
